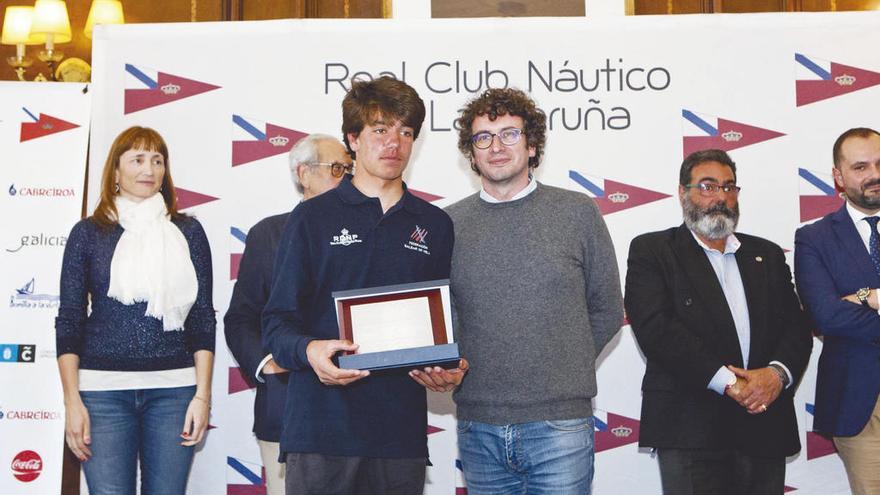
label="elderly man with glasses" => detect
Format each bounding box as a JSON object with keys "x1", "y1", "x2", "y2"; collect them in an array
[
  {"x1": 433, "y1": 88, "x2": 623, "y2": 494},
  {"x1": 224, "y1": 133, "x2": 351, "y2": 495},
  {"x1": 624, "y1": 149, "x2": 812, "y2": 495}
]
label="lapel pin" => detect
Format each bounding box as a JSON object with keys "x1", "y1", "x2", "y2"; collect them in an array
[{"x1": 755, "y1": 256, "x2": 763, "y2": 262}]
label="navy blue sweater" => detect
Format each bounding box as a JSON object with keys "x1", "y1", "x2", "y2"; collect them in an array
[
  {"x1": 55, "y1": 217, "x2": 216, "y2": 371},
  {"x1": 262, "y1": 175, "x2": 453, "y2": 458}
]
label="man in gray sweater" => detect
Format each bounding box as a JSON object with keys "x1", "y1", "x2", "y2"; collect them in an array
[{"x1": 443, "y1": 88, "x2": 624, "y2": 494}]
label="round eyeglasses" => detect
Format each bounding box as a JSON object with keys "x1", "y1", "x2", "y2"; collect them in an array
[
  {"x1": 309, "y1": 162, "x2": 353, "y2": 178},
  {"x1": 684, "y1": 183, "x2": 742, "y2": 196},
  {"x1": 471, "y1": 127, "x2": 524, "y2": 149}
]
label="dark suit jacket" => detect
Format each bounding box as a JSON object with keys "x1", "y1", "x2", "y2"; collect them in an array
[
  {"x1": 224, "y1": 212, "x2": 290, "y2": 442},
  {"x1": 795, "y1": 204, "x2": 880, "y2": 437},
  {"x1": 624, "y1": 224, "x2": 811, "y2": 457}
]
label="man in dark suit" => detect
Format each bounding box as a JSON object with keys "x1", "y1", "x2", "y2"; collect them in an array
[
  {"x1": 224, "y1": 134, "x2": 352, "y2": 495},
  {"x1": 794, "y1": 127, "x2": 880, "y2": 495},
  {"x1": 625, "y1": 149, "x2": 812, "y2": 495}
]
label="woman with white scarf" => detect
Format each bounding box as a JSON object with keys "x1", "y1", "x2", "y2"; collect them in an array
[{"x1": 56, "y1": 126, "x2": 216, "y2": 495}]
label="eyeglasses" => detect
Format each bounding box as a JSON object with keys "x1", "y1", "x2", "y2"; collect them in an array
[
  {"x1": 471, "y1": 128, "x2": 524, "y2": 149},
  {"x1": 684, "y1": 183, "x2": 742, "y2": 196},
  {"x1": 309, "y1": 162, "x2": 353, "y2": 178}
]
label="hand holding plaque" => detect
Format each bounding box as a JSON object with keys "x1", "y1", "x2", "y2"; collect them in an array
[{"x1": 333, "y1": 280, "x2": 460, "y2": 371}]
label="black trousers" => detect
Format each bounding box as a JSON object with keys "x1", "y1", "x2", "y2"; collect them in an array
[
  {"x1": 657, "y1": 448, "x2": 785, "y2": 495},
  {"x1": 285, "y1": 452, "x2": 426, "y2": 495}
]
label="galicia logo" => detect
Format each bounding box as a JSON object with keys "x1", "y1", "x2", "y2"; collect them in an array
[
  {"x1": 226, "y1": 456, "x2": 265, "y2": 494},
  {"x1": 805, "y1": 403, "x2": 837, "y2": 460},
  {"x1": 124, "y1": 63, "x2": 221, "y2": 114},
  {"x1": 6, "y1": 234, "x2": 67, "y2": 253},
  {"x1": 795, "y1": 53, "x2": 880, "y2": 107},
  {"x1": 19, "y1": 107, "x2": 79, "y2": 142},
  {"x1": 569, "y1": 171, "x2": 670, "y2": 215},
  {"x1": 10, "y1": 278, "x2": 60, "y2": 310},
  {"x1": 330, "y1": 228, "x2": 362, "y2": 247},
  {"x1": 594, "y1": 410, "x2": 640, "y2": 453},
  {"x1": 798, "y1": 168, "x2": 843, "y2": 223},
  {"x1": 232, "y1": 115, "x2": 307, "y2": 167},
  {"x1": 11, "y1": 450, "x2": 42, "y2": 483},
  {"x1": 175, "y1": 187, "x2": 219, "y2": 210},
  {"x1": 230, "y1": 226, "x2": 247, "y2": 281},
  {"x1": 682, "y1": 109, "x2": 785, "y2": 156},
  {"x1": 8, "y1": 183, "x2": 75, "y2": 198},
  {"x1": 0, "y1": 344, "x2": 36, "y2": 363},
  {"x1": 228, "y1": 366, "x2": 255, "y2": 394}
]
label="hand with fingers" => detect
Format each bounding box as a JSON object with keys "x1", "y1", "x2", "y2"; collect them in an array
[
  {"x1": 180, "y1": 395, "x2": 211, "y2": 446},
  {"x1": 409, "y1": 358, "x2": 470, "y2": 392},
  {"x1": 727, "y1": 365, "x2": 783, "y2": 415},
  {"x1": 306, "y1": 339, "x2": 370, "y2": 386},
  {"x1": 64, "y1": 398, "x2": 92, "y2": 462}
]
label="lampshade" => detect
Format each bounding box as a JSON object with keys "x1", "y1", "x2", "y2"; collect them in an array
[
  {"x1": 84, "y1": 0, "x2": 125, "y2": 39},
  {"x1": 1, "y1": 7, "x2": 41, "y2": 45},
  {"x1": 30, "y1": 0, "x2": 72, "y2": 44}
]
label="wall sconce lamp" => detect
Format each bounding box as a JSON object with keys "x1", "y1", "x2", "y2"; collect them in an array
[
  {"x1": 85, "y1": 0, "x2": 125, "y2": 39},
  {"x1": 1, "y1": 7, "x2": 41, "y2": 81},
  {"x1": 30, "y1": 0, "x2": 72, "y2": 81}
]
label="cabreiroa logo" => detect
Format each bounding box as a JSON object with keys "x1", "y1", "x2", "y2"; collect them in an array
[{"x1": 11, "y1": 450, "x2": 42, "y2": 482}]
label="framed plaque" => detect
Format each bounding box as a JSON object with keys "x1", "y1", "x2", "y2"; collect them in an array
[{"x1": 333, "y1": 279, "x2": 459, "y2": 371}]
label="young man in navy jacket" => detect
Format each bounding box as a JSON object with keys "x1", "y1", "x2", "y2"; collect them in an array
[{"x1": 262, "y1": 76, "x2": 466, "y2": 495}]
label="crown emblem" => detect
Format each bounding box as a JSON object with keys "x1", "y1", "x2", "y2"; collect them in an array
[
  {"x1": 607, "y1": 191, "x2": 629, "y2": 203},
  {"x1": 721, "y1": 130, "x2": 743, "y2": 142},
  {"x1": 611, "y1": 425, "x2": 633, "y2": 438},
  {"x1": 160, "y1": 83, "x2": 181, "y2": 95},
  {"x1": 269, "y1": 135, "x2": 289, "y2": 147},
  {"x1": 834, "y1": 74, "x2": 856, "y2": 86},
  {"x1": 341, "y1": 228, "x2": 349, "y2": 235}
]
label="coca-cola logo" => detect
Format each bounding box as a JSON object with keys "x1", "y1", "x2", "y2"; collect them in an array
[{"x1": 11, "y1": 450, "x2": 42, "y2": 482}]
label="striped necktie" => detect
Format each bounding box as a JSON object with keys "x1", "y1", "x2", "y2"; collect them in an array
[{"x1": 865, "y1": 216, "x2": 880, "y2": 277}]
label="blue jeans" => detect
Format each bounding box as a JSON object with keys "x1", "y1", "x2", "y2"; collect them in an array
[
  {"x1": 457, "y1": 417, "x2": 595, "y2": 495},
  {"x1": 79, "y1": 386, "x2": 196, "y2": 495}
]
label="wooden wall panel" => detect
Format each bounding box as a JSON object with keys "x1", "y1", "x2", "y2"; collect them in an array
[
  {"x1": 432, "y1": 0, "x2": 585, "y2": 18},
  {"x1": 635, "y1": 0, "x2": 879, "y2": 12},
  {"x1": 719, "y1": 0, "x2": 786, "y2": 11},
  {"x1": 634, "y1": 0, "x2": 705, "y2": 14}
]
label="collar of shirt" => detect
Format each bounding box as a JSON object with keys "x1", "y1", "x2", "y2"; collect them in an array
[
  {"x1": 335, "y1": 174, "x2": 424, "y2": 214},
  {"x1": 845, "y1": 200, "x2": 879, "y2": 252},
  {"x1": 480, "y1": 175, "x2": 537, "y2": 203},
  {"x1": 689, "y1": 230, "x2": 741, "y2": 255}
]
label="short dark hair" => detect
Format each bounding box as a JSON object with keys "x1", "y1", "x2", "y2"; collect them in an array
[
  {"x1": 679, "y1": 149, "x2": 737, "y2": 186},
  {"x1": 456, "y1": 88, "x2": 546, "y2": 174},
  {"x1": 832, "y1": 127, "x2": 880, "y2": 168},
  {"x1": 341, "y1": 76, "x2": 426, "y2": 159}
]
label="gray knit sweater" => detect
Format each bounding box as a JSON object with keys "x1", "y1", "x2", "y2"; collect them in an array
[{"x1": 446, "y1": 182, "x2": 623, "y2": 425}]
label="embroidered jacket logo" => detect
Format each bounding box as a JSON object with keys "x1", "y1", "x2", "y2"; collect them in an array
[
  {"x1": 404, "y1": 226, "x2": 430, "y2": 255},
  {"x1": 330, "y1": 228, "x2": 362, "y2": 246}
]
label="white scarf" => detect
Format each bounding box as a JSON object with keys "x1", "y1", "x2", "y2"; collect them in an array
[{"x1": 107, "y1": 194, "x2": 198, "y2": 331}]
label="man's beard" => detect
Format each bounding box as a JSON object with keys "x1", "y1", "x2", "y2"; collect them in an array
[
  {"x1": 845, "y1": 177, "x2": 880, "y2": 211},
  {"x1": 682, "y1": 195, "x2": 740, "y2": 240}
]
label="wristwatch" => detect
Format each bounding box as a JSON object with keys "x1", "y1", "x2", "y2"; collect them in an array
[
  {"x1": 768, "y1": 363, "x2": 791, "y2": 388},
  {"x1": 857, "y1": 287, "x2": 872, "y2": 308}
]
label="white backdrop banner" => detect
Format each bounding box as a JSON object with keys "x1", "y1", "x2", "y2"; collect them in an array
[
  {"x1": 0, "y1": 81, "x2": 90, "y2": 493},
  {"x1": 86, "y1": 13, "x2": 880, "y2": 494}
]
